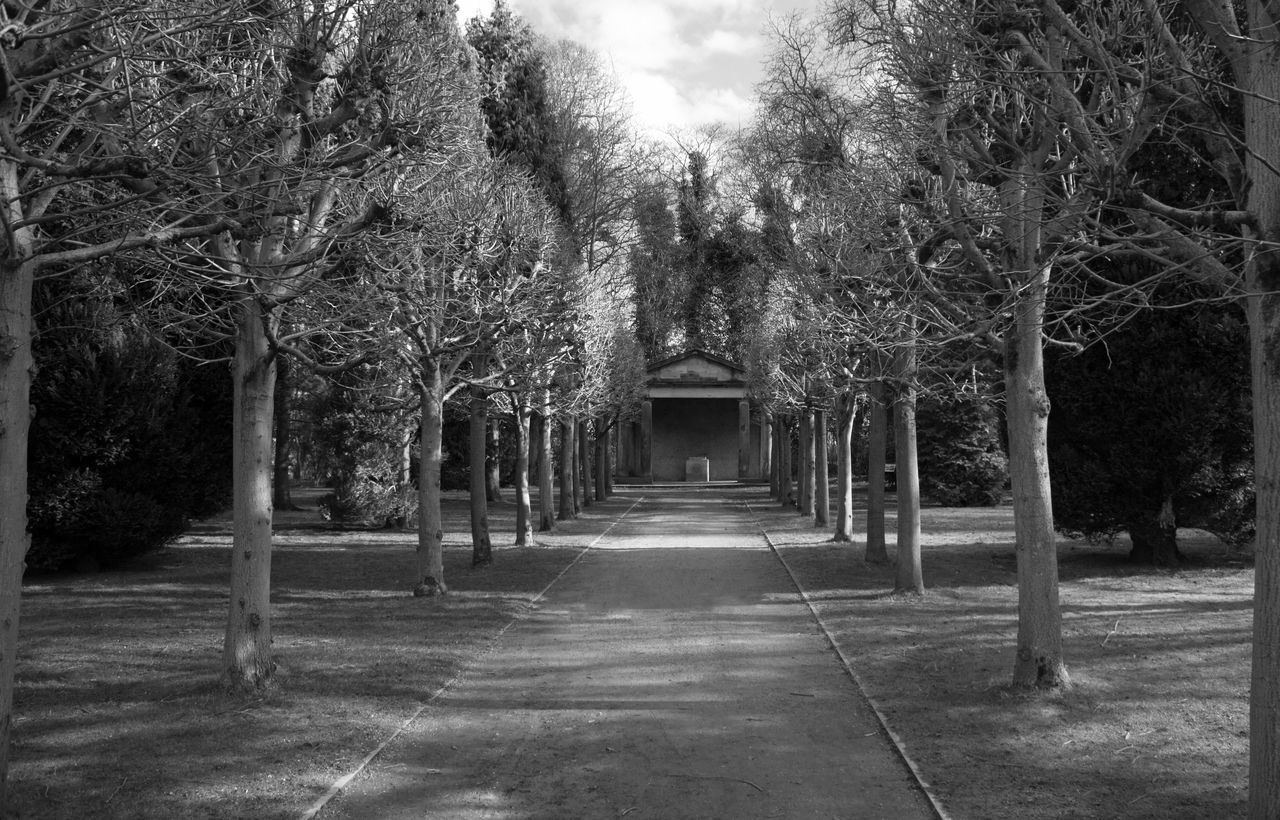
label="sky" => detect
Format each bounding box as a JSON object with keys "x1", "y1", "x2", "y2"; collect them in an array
[{"x1": 454, "y1": 0, "x2": 821, "y2": 140}]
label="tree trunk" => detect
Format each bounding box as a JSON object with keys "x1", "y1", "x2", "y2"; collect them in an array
[
  {"x1": 486, "y1": 417, "x2": 502, "y2": 503},
  {"x1": 538, "y1": 391, "x2": 556, "y2": 532},
  {"x1": 528, "y1": 411, "x2": 541, "y2": 485},
  {"x1": 779, "y1": 415, "x2": 793, "y2": 508},
  {"x1": 1244, "y1": 15, "x2": 1280, "y2": 812},
  {"x1": 814, "y1": 406, "x2": 830, "y2": 527},
  {"x1": 865, "y1": 381, "x2": 889, "y2": 564},
  {"x1": 892, "y1": 339, "x2": 924, "y2": 595},
  {"x1": 514, "y1": 399, "x2": 533, "y2": 546},
  {"x1": 1127, "y1": 498, "x2": 1181, "y2": 566},
  {"x1": 578, "y1": 417, "x2": 592, "y2": 508},
  {"x1": 272, "y1": 352, "x2": 295, "y2": 510},
  {"x1": 768, "y1": 412, "x2": 780, "y2": 498},
  {"x1": 799, "y1": 408, "x2": 814, "y2": 517},
  {"x1": 594, "y1": 418, "x2": 609, "y2": 501},
  {"x1": 604, "y1": 421, "x2": 614, "y2": 496},
  {"x1": 415, "y1": 361, "x2": 447, "y2": 596},
  {"x1": 223, "y1": 300, "x2": 278, "y2": 691},
  {"x1": 1006, "y1": 262, "x2": 1068, "y2": 689},
  {"x1": 0, "y1": 257, "x2": 34, "y2": 807},
  {"x1": 834, "y1": 392, "x2": 855, "y2": 542},
  {"x1": 559, "y1": 415, "x2": 576, "y2": 520},
  {"x1": 468, "y1": 358, "x2": 492, "y2": 567}
]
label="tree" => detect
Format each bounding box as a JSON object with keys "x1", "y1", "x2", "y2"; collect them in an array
[
  {"x1": 0, "y1": 2, "x2": 254, "y2": 801},
  {"x1": 1048, "y1": 296, "x2": 1252, "y2": 564},
  {"x1": 368, "y1": 150, "x2": 559, "y2": 594}
]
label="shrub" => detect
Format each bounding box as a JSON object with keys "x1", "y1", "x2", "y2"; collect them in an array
[{"x1": 915, "y1": 391, "x2": 1008, "y2": 507}]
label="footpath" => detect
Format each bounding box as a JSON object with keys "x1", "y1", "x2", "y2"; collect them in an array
[{"x1": 318, "y1": 486, "x2": 938, "y2": 820}]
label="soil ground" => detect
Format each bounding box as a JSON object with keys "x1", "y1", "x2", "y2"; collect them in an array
[{"x1": 5, "y1": 482, "x2": 1251, "y2": 818}]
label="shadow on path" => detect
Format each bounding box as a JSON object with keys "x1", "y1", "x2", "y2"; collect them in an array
[{"x1": 320, "y1": 486, "x2": 937, "y2": 820}]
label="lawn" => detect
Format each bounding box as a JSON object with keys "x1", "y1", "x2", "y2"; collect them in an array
[{"x1": 750, "y1": 490, "x2": 1251, "y2": 819}]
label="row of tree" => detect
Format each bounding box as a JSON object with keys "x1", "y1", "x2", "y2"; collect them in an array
[
  {"x1": 699, "y1": 0, "x2": 1278, "y2": 814},
  {"x1": 0, "y1": 0, "x2": 663, "y2": 809}
]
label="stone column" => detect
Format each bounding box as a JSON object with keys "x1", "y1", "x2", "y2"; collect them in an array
[
  {"x1": 639, "y1": 400, "x2": 653, "y2": 481},
  {"x1": 738, "y1": 399, "x2": 751, "y2": 479}
]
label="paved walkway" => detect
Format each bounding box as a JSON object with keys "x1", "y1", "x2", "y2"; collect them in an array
[{"x1": 320, "y1": 487, "x2": 936, "y2": 819}]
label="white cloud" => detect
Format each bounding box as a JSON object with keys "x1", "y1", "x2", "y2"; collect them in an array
[{"x1": 454, "y1": 0, "x2": 821, "y2": 137}]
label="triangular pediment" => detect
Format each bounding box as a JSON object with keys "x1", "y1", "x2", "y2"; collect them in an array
[{"x1": 646, "y1": 349, "x2": 745, "y2": 384}]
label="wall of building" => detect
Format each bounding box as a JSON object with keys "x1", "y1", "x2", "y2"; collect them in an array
[{"x1": 652, "y1": 397, "x2": 739, "y2": 481}]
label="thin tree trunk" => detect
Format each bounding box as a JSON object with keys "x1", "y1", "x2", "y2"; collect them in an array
[
  {"x1": 468, "y1": 356, "x2": 492, "y2": 567},
  {"x1": 0, "y1": 257, "x2": 34, "y2": 805},
  {"x1": 604, "y1": 420, "x2": 614, "y2": 495},
  {"x1": 528, "y1": 411, "x2": 541, "y2": 485},
  {"x1": 538, "y1": 391, "x2": 556, "y2": 532},
  {"x1": 578, "y1": 417, "x2": 592, "y2": 508},
  {"x1": 799, "y1": 408, "x2": 814, "y2": 516},
  {"x1": 866, "y1": 380, "x2": 889, "y2": 565},
  {"x1": 514, "y1": 398, "x2": 533, "y2": 546},
  {"x1": 594, "y1": 418, "x2": 609, "y2": 501},
  {"x1": 486, "y1": 416, "x2": 502, "y2": 503},
  {"x1": 770, "y1": 414, "x2": 781, "y2": 498},
  {"x1": 415, "y1": 360, "x2": 447, "y2": 596},
  {"x1": 223, "y1": 300, "x2": 278, "y2": 691},
  {"x1": 1006, "y1": 261, "x2": 1068, "y2": 688},
  {"x1": 779, "y1": 415, "x2": 793, "y2": 508},
  {"x1": 834, "y1": 392, "x2": 854, "y2": 542},
  {"x1": 272, "y1": 352, "x2": 295, "y2": 510},
  {"x1": 892, "y1": 338, "x2": 923, "y2": 595},
  {"x1": 814, "y1": 406, "x2": 830, "y2": 527}
]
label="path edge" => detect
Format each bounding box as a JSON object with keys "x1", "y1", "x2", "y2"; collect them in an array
[
  {"x1": 746, "y1": 500, "x2": 954, "y2": 820},
  {"x1": 297, "y1": 496, "x2": 647, "y2": 820}
]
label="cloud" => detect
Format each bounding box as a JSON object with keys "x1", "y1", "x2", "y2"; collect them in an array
[{"x1": 454, "y1": 0, "x2": 821, "y2": 137}]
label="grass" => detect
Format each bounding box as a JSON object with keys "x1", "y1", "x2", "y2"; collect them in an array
[
  {"x1": 8, "y1": 488, "x2": 626, "y2": 820},
  {"x1": 750, "y1": 490, "x2": 1251, "y2": 819},
  {"x1": 6, "y1": 484, "x2": 1253, "y2": 819}
]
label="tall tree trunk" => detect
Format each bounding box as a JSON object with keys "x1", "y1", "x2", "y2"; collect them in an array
[
  {"x1": 866, "y1": 380, "x2": 889, "y2": 564},
  {"x1": 1245, "y1": 15, "x2": 1280, "y2": 812},
  {"x1": 799, "y1": 408, "x2": 814, "y2": 516},
  {"x1": 594, "y1": 418, "x2": 609, "y2": 501},
  {"x1": 272, "y1": 352, "x2": 295, "y2": 510},
  {"x1": 892, "y1": 338, "x2": 923, "y2": 595},
  {"x1": 559, "y1": 415, "x2": 576, "y2": 520},
  {"x1": 223, "y1": 300, "x2": 278, "y2": 691},
  {"x1": 514, "y1": 399, "x2": 533, "y2": 546},
  {"x1": 415, "y1": 361, "x2": 447, "y2": 596},
  {"x1": 538, "y1": 391, "x2": 556, "y2": 531},
  {"x1": 770, "y1": 414, "x2": 781, "y2": 498},
  {"x1": 0, "y1": 257, "x2": 34, "y2": 807},
  {"x1": 834, "y1": 392, "x2": 854, "y2": 542},
  {"x1": 468, "y1": 357, "x2": 492, "y2": 567},
  {"x1": 1006, "y1": 262, "x2": 1068, "y2": 688},
  {"x1": 604, "y1": 421, "x2": 614, "y2": 496},
  {"x1": 528, "y1": 411, "x2": 541, "y2": 485},
  {"x1": 779, "y1": 415, "x2": 793, "y2": 508},
  {"x1": 486, "y1": 417, "x2": 502, "y2": 503},
  {"x1": 578, "y1": 417, "x2": 592, "y2": 508},
  {"x1": 814, "y1": 406, "x2": 830, "y2": 527}
]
